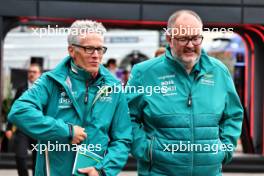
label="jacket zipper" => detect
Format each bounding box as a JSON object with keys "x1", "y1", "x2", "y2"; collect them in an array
[
  {"x1": 84, "y1": 80, "x2": 89, "y2": 104},
  {"x1": 82, "y1": 80, "x2": 91, "y2": 144},
  {"x1": 187, "y1": 90, "x2": 194, "y2": 176},
  {"x1": 188, "y1": 72, "x2": 200, "y2": 176},
  {"x1": 149, "y1": 136, "x2": 155, "y2": 172},
  {"x1": 187, "y1": 92, "x2": 192, "y2": 107}
]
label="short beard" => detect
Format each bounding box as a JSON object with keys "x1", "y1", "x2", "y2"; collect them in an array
[{"x1": 171, "y1": 50, "x2": 200, "y2": 70}]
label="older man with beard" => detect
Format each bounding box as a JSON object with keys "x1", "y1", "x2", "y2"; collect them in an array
[{"x1": 127, "y1": 10, "x2": 243, "y2": 176}]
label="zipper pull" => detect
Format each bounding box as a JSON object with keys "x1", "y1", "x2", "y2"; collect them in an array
[
  {"x1": 194, "y1": 70, "x2": 199, "y2": 81},
  {"x1": 84, "y1": 81, "x2": 89, "y2": 104},
  {"x1": 187, "y1": 93, "x2": 192, "y2": 107}
]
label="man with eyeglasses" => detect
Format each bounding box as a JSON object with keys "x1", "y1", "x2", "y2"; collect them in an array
[
  {"x1": 8, "y1": 20, "x2": 132, "y2": 176},
  {"x1": 127, "y1": 10, "x2": 243, "y2": 176}
]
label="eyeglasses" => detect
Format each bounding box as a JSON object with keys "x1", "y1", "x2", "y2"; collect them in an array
[
  {"x1": 172, "y1": 35, "x2": 203, "y2": 46},
  {"x1": 72, "y1": 44, "x2": 107, "y2": 55}
]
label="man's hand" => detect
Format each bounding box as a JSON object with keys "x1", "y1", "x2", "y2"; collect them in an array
[
  {"x1": 71, "y1": 126, "x2": 87, "y2": 144},
  {"x1": 5, "y1": 130, "x2": 13, "y2": 139},
  {"x1": 78, "y1": 167, "x2": 99, "y2": 176}
]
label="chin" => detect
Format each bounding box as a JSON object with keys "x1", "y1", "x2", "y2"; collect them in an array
[
  {"x1": 182, "y1": 57, "x2": 195, "y2": 63},
  {"x1": 86, "y1": 68, "x2": 99, "y2": 73}
]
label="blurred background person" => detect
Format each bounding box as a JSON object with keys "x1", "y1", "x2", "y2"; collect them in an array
[
  {"x1": 121, "y1": 70, "x2": 130, "y2": 87},
  {"x1": 154, "y1": 46, "x2": 166, "y2": 57},
  {"x1": 106, "y1": 58, "x2": 117, "y2": 76},
  {"x1": 5, "y1": 63, "x2": 42, "y2": 176}
]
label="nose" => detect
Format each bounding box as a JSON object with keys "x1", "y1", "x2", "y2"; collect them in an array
[
  {"x1": 91, "y1": 49, "x2": 100, "y2": 57},
  {"x1": 186, "y1": 39, "x2": 194, "y2": 47}
]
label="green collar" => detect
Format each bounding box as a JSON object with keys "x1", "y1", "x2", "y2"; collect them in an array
[
  {"x1": 47, "y1": 56, "x2": 120, "y2": 88},
  {"x1": 164, "y1": 45, "x2": 214, "y2": 76},
  {"x1": 70, "y1": 59, "x2": 94, "y2": 81},
  {"x1": 191, "y1": 58, "x2": 201, "y2": 74}
]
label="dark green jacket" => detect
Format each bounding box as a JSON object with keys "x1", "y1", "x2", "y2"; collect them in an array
[
  {"x1": 126, "y1": 46, "x2": 243, "y2": 176},
  {"x1": 8, "y1": 56, "x2": 132, "y2": 176}
]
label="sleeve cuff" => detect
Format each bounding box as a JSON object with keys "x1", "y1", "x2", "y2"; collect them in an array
[
  {"x1": 67, "y1": 123, "x2": 74, "y2": 141},
  {"x1": 94, "y1": 164, "x2": 106, "y2": 176}
]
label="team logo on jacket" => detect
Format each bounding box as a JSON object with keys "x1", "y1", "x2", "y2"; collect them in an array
[
  {"x1": 99, "y1": 96, "x2": 112, "y2": 102},
  {"x1": 58, "y1": 91, "x2": 72, "y2": 108},
  {"x1": 98, "y1": 87, "x2": 112, "y2": 103},
  {"x1": 158, "y1": 75, "x2": 177, "y2": 96},
  {"x1": 200, "y1": 73, "x2": 215, "y2": 86},
  {"x1": 161, "y1": 80, "x2": 177, "y2": 96},
  {"x1": 93, "y1": 86, "x2": 113, "y2": 105}
]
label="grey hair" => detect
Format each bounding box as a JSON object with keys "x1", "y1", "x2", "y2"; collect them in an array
[
  {"x1": 67, "y1": 20, "x2": 106, "y2": 45},
  {"x1": 167, "y1": 10, "x2": 203, "y2": 29}
]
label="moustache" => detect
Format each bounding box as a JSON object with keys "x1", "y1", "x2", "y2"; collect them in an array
[{"x1": 183, "y1": 48, "x2": 196, "y2": 53}]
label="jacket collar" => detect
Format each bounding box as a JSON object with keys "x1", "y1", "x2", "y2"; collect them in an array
[
  {"x1": 45, "y1": 56, "x2": 120, "y2": 119},
  {"x1": 164, "y1": 45, "x2": 215, "y2": 77},
  {"x1": 46, "y1": 56, "x2": 118, "y2": 87},
  {"x1": 70, "y1": 59, "x2": 94, "y2": 81}
]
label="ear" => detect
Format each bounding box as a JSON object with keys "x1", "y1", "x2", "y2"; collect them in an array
[
  {"x1": 166, "y1": 35, "x2": 173, "y2": 48},
  {"x1": 68, "y1": 46, "x2": 75, "y2": 58},
  {"x1": 166, "y1": 35, "x2": 171, "y2": 43}
]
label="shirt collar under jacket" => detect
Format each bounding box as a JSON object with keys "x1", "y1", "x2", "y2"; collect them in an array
[
  {"x1": 70, "y1": 59, "x2": 95, "y2": 81},
  {"x1": 164, "y1": 45, "x2": 214, "y2": 77}
]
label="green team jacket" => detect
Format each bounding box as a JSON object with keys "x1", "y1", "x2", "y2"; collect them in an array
[
  {"x1": 8, "y1": 56, "x2": 132, "y2": 176},
  {"x1": 126, "y1": 46, "x2": 243, "y2": 176}
]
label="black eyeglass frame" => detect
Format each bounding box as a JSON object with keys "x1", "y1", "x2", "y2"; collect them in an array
[
  {"x1": 72, "y1": 44, "x2": 108, "y2": 54},
  {"x1": 171, "y1": 35, "x2": 204, "y2": 46}
]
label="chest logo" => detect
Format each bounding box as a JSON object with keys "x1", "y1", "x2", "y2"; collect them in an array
[
  {"x1": 58, "y1": 91, "x2": 72, "y2": 108},
  {"x1": 160, "y1": 79, "x2": 177, "y2": 96},
  {"x1": 200, "y1": 74, "x2": 215, "y2": 86}
]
